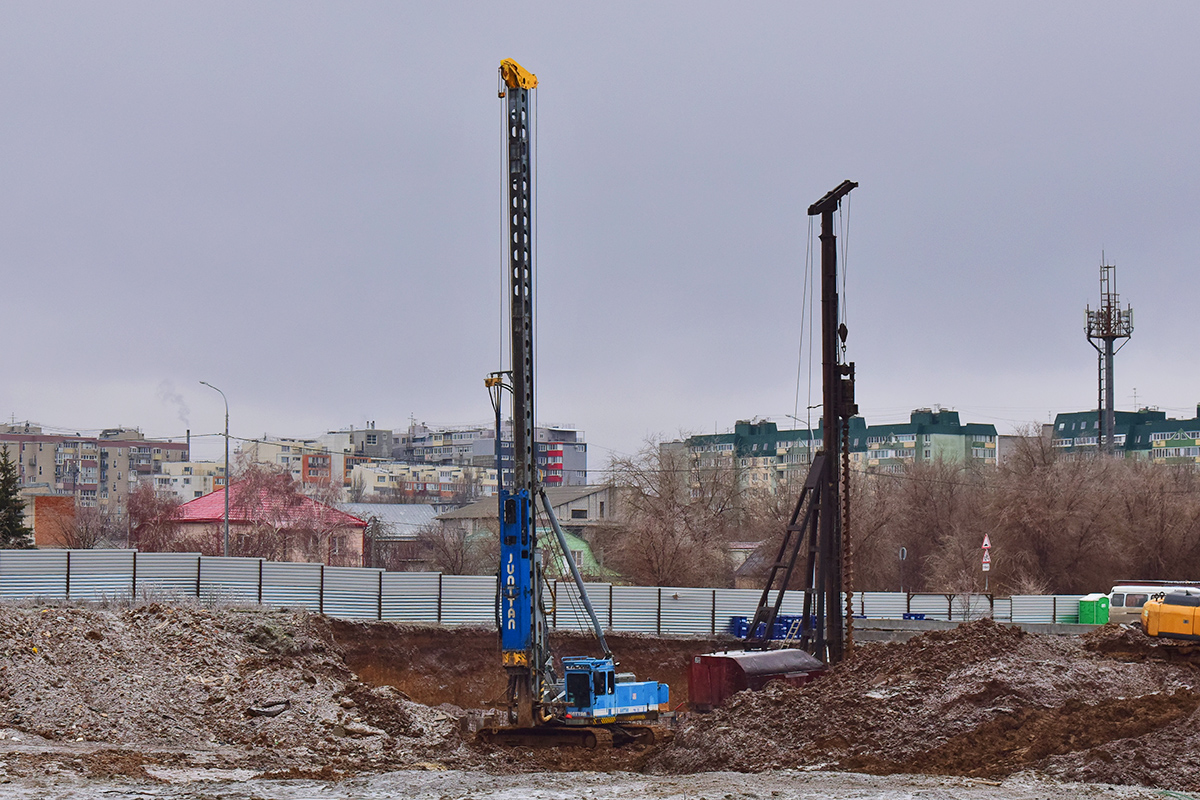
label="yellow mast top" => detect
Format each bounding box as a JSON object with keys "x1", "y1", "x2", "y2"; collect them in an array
[{"x1": 499, "y1": 59, "x2": 538, "y2": 90}]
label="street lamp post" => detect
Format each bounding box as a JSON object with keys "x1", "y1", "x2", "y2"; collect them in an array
[{"x1": 199, "y1": 381, "x2": 230, "y2": 557}]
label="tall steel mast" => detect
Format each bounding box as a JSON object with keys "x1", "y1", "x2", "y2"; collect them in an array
[
  {"x1": 496, "y1": 58, "x2": 550, "y2": 728},
  {"x1": 1086, "y1": 260, "x2": 1133, "y2": 455},
  {"x1": 743, "y1": 180, "x2": 857, "y2": 665}
]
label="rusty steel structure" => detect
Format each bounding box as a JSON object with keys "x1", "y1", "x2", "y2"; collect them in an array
[
  {"x1": 1086, "y1": 260, "x2": 1133, "y2": 455},
  {"x1": 744, "y1": 180, "x2": 858, "y2": 665}
]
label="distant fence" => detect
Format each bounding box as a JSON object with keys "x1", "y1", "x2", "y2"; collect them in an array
[{"x1": 0, "y1": 550, "x2": 1086, "y2": 632}]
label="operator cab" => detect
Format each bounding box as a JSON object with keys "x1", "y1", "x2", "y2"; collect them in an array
[{"x1": 561, "y1": 656, "x2": 669, "y2": 725}]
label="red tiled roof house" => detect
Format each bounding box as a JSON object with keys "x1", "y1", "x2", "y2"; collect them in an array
[{"x1": 173, "y1": 484, "x2": 368, "y2": 566}]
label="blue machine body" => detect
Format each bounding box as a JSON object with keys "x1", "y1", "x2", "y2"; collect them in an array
[
  {"x1": 499, "y1": 489, "x2": 533, "y2": 655},
  {"x1": 561, "y1": 656, "x2": 670, "y2": 725}
]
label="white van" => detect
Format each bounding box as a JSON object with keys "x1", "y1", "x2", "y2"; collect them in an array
[{"x1": 1109, "y1": 582, "x2": 1200, "y2": 624}]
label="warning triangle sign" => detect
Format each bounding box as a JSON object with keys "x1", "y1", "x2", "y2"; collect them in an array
[
  {"x1": 982, "y1": 550, "x2": 992, "y2": 564},
  {"x1": 982, "y1": 534, "x2": 992, "y2": 549}
]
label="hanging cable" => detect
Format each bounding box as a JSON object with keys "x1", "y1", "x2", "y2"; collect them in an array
[
  {"x1": 793, "y1": 216, "x2": 814, "y2": 425},
  {"x1": 499, "y1": 81, "x2": 509, "y2": 381},
  {"x1": 532, "y1": 85, "x2": 538, "y2": 436},
  {"x1": 806, "y1": 217, "x2": 816, "y2": 438}
]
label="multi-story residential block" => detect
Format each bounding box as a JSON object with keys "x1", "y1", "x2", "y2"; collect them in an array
[
  {"x1": 316, "y1": 423, "x2": 393, "y2": 460},
  {"x1": 468, "y1": 422, "x2": 588, "y2": 486},
  {"x1": 153, "y1": 461, "x2": 228, "y2": 502},
  {"x1": 237, "y1": 436, "x2": 367, "y2": 489},
  {"x1": 854, "y1": 409, "x2": 998, "y2": 472},
  {"x1": 0, "y1": 423, "x2": 188, "y2": 515},
  {"x1": 682, "y1": 410, "x2": 999, "y2": 489},
  {"x1": 1051, "y1": 405, "x2": 1200, "y2": 464},
  {"x1": 350, "y1": 462, "x2": 497, "y2": 503}
]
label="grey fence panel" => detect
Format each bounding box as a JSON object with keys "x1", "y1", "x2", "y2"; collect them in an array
[
  {"x1": 323, "y1": 566, "x2": 383, "y2": 620},
  {"x1": 611, "y1": 586, "x2": 660, "y2": 634},
  {"x1": 1010, "y1": 595, "x2": 1055, "y2": 624},
  {"x1": 198, "y1": 557, "x2": 261, "y2": 605},
  {"x1": 950, "y1": 594, "x2": 992, "y2": 621},
  {"x1": 992, "y1": 597, "x2": 1012, "y2": 623},
  {"x1": 0, "y1": 550, "x2": 67, "y2": 599},
  {"x1": 713, "y1": 589, "x2": 768, "y2": 636},
  {"x1": 908, "y1": 593, "x2": 952, "y2": 621},
  {"x1": 1055, "y1": 595, "x2": 1083, "y2": 624},
  {"x1": 659, "y1": 587, "x2": 715, "y2": 636},
  {"x1": 261, "y1": 561, "x2": 322, "y2": 612},
  {"x1": 777, "y1": 590, "x2": 811, "y2": 617},
  {"x1": 861, "y1": 592, "x2": 908, "y2": 619},
  {"x1": 134, "y1": 552, "x2": 201, "y2": 600},
  {"x1": 552, "y1": 582, "x2": 613, "y2": 632},
  {"x1": 68, "y1": 550, "x2": 135, "y2": 601},
  {"x1": 381, "y1": 572, "x2": 441, "y2": 622},
  {"x1": 439, "y1": 575, "x2": 496, "y2": 626}
]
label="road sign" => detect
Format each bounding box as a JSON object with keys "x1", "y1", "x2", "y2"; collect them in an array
[
  {"x1": 982, "y1": 534, "x2": 991, "y2": 549},
  {"x1": 982, "y1": 563, "x2": 991, "y2": 572},
  {"x1": 982, "y1": 550, "x2": 991, "y2": 564}
]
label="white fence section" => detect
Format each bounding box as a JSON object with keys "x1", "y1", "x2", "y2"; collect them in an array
[{"x1": 0, "y1": 550, "x2": 1093, "y2": 630}]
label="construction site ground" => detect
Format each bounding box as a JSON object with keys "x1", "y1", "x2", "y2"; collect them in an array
[{"x1": 1, "y1": 600, "x2": 1198, "y2": 796}]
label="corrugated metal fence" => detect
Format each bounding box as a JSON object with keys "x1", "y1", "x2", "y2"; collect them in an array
[{"x1": 0, "y1": 549, "x2": 1083, "y2": 629}]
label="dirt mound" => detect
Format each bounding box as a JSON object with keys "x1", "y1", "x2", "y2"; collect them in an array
[
  {"x1": 0, "y1": 602, "x2": 469, "y2": 780},
  {"x1": 1084, "y1": 622, "x2": 1200, "y2": 665},
  {"x1": 654, "y1": 619, "x2": 1200, "y2": 789}
]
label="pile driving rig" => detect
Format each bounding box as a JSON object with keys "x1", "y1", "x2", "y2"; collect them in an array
[
  {"x1": 478, "y1": 59, "x2": 669, "y2": 749},
  {"x1": 687, "y1": 181, "x2": 860, "y2": 710}
]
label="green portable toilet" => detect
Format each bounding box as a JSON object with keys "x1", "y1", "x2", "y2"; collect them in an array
[{"x1": 1078, "y1": 593, "x2": 1111, "y2": 625}]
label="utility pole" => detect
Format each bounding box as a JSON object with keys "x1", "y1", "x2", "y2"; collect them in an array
[
  {"x1": 1085, "y1": 260, "x2": 1133, "y2": 455},
  {"x1": 200, "y1": 381, "x2": 230, "y2": 557}
]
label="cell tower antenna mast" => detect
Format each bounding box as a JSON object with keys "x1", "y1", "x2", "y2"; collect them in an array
[{"x1": 1085, "y1": 258, "x2": 1133, "y2": 455}]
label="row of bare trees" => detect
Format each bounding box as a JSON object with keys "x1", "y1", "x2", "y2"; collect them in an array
[
  {"x1": 852, "y1": 433, "x2": 1200, "y2": 595},
  {"x1": 590, "y1": 432, "x2": 1200, "y2": 594}
]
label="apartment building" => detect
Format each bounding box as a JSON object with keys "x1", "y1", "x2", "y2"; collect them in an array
[
  {"x1": 0, "y1": 423, "x2": 188, "y2": 515},
  {"x1": 683, "y1": 410, "x2": 999, "y2": 490},
  {"x1": 383, "y1": 420, "x2": 588, "y2": 485},
  {"x1": 1052, "y1": 405, "x2": 1200, "y2": 464},
  {"x1": 854, "y1": 409, "x2": 998, "y2": 472},
  {"x1": 153, "y1": 461, "x2": 227, "y2": 502},
  {"x1": 350, "y1": 462, "x2": 498, "y2": 502},
  {"x1": 237, "y1": 436, "x2": 366, "y2": 489}
]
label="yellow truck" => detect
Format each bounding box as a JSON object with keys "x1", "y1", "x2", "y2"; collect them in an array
[{"x1": 1141, "y1": 592, "x2": 1200, "y2": 640}]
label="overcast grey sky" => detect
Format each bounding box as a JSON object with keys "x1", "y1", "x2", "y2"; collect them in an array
[{"x1": 2, "y1": 2, "x2": 1197, "y2": 465}]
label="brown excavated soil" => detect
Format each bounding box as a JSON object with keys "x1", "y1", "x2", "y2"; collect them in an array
[
  {"x1": 8, "y1": 601, "x2": 1200, "y2": 791},
  {"x1": 654, "y1": 619, "x2": 1200, "y2": 790}
]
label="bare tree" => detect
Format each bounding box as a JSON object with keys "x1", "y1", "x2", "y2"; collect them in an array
[
  {"x1": 228, "y1": 464, "x2": 361, "y2": 566},
  {"x1": 60, "y1": 505, "x2": 121, "y2": 550},
  {"x1": 346, "y1": 472, "x2": 366, "y2": 503},
  {"x1": 601, "y1": 436, "x2": 745, "y2": 586},
  {"x1": 127, "y1": 482, "x2": 182, "y2": 552},
  {"x1": 416, "y1": 521, "x2": 492, "y2": 575}
]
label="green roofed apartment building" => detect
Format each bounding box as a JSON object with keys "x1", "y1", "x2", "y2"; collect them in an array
[
  {"x1": 856, "y1": 408, "x2": 998, "y2": 473},
  {"x1": 1051, "y1": 405, "x2": 1200, "y2": 464},
  {"x1": 683, "y1": 409, "x2": 998, "y2": 490}
]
